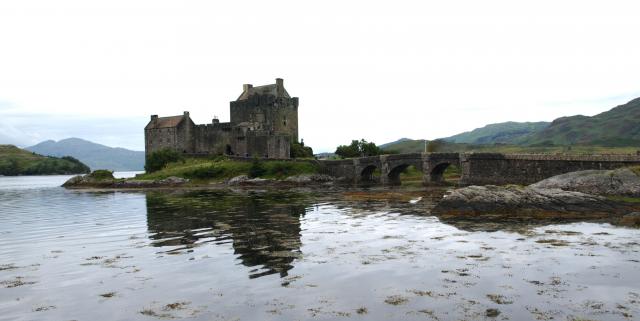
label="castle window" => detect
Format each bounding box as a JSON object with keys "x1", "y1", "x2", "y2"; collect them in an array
[{"x1": 283, "y1": 117, "x2": 287, "y2": 126}]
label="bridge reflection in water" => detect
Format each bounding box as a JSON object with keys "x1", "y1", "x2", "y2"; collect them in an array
[{"x1": 145, "y1": 190, "x2": 308, "y2": 279}]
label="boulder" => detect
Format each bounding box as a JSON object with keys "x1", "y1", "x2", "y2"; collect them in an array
[
  {"x1": 227, "y1": 175, "x2": 249, "y2": 185},
  {"x1": 531, "y1": 168, "x2": 640, "y2": 197},
  {"x1": 432, "y1": 185, "x2": 627, "y2": 220}
]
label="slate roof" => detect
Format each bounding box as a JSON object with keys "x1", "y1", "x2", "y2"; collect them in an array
[{"x1": 145, "y1": 115, "x2": 185, "y2": 129}]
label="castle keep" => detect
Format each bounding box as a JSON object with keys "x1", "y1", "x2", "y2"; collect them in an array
[{"x1": 145, "y1": 78, "x2": 298, "y2": 158}]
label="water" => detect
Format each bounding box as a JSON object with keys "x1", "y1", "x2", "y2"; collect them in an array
[{"x1": 0, "y1": 177, "x2": 639, "y2": 321}]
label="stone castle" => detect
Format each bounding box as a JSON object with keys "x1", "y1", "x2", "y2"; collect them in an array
[{"x1": 145, "y1": 78, "x2": 298, "y2": 159}]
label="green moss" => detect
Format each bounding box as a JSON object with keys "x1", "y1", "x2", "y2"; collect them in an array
[
  {"x1": 606, "y1": 195, "x2": 640, "y2": 203},
  {"x1": 89, "y1": 170, "x2": 115, "y2": 180}
]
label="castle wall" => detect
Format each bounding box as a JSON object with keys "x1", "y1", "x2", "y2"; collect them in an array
[
  {"x1": 193, "y1": 123, "x2": 232, "y2": 155},
  {"x1": 231, "y1": 130, "x2": 291, "y2": 159}
]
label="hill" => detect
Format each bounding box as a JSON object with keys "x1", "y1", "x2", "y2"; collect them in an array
[
  {"x1": 443, "y1": 121, "x2": 549, "y2": 144},
  {"x1": 26, "y1": 138, "x2": 144, "y2": 171},
  {"x1": 380, "y1": 139, "x2": 428, "y2": 154},
  {"x1": 0, "y1": 145, "x2": 90, "y2": 176},
  {"x1": 521, "y1": 97, "x2": 640, "y2": 146}
]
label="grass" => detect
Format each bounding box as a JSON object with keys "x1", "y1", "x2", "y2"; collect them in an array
[{"x1": 136, "y1": 157, "x2": 319, "y2": 182}]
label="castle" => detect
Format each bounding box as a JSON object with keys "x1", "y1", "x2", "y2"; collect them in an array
[{"x1": 145, "y1": 78, "x2": 298, "y2": 159}]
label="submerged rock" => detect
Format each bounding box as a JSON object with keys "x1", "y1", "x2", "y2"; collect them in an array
[
  {"x1": 531, "y1": 167, "x2": 640, "y2": 197},
  {"x1": 432, "y1": 185, "x2": 629, "y2": 220},
  {"x1": 619, "y1": 212, "x2": 640, "y2": 227}
]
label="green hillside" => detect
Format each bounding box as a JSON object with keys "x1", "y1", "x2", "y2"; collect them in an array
[
  {"x1": 443, "y1": 121, "x2": 549, "y2": 144},
  {"x1": 0, "y1": 145, "x2": 90, "y2": 176},
  {"x1": 521, "y1": 97, "x2": 640, "y2": 146}
]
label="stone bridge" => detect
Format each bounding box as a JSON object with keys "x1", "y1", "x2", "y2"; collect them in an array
[{"x1": 319, "y1": 152, "x2": 640, "y2": 186}]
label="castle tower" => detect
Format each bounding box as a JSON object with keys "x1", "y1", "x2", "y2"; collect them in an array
[{"x1": 229, "y1": 78, "x2": 299, "y2": 158}]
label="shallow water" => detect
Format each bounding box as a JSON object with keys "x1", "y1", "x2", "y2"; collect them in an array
[{"x1": 0, "y1": 177, "x2": 639, "y2": 321}]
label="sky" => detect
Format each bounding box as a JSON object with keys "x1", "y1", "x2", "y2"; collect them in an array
[{"x1": 1, "y1": 0, "x2": 639, "y2": 152}]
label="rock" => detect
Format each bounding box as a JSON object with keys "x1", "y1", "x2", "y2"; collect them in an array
[
  {"x1": 62, "y1": 173, "x2": 114, "y2": 188},
  {"x1": 619, "y1": 212, "x2": 640, "y2": 227},
  {"x1": 284, "y1": 174, "x2": 335, "y2": 184},
  {"x1": 531, "y1": 167, "x2": 640, "y2": 197},
  {"x1": 227, "y1": 175, "x2": 249, "y2": 185},
  {"x1": 432, "y1": 185, "x2": 628, "y2": 220},
  {"x1": 226, "y1": 175, "x2": 272, "y2": 186},
  {"x1": 62, "y1": 175, "x2": 85, "y2": 187},
  {"x1": 485, "y1": 308, "x2": 501, "y2": 317},
  {"x1": 157, "y1": 176, "x2": 189, "y2": 185}
]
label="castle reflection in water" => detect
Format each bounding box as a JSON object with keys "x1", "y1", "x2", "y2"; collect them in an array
[{"x1": 144, "y1": 190, "x2": 308, "y2": 279}]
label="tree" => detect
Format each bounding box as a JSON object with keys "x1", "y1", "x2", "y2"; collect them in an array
[
  {"x1": 290, "y1": 139, "x2": 314, "y2": 158},
  {"x1": 145, "y1": 148, "x2": 184, "y2": 173},
  {"x1": 335, "y1": 139, "x2": 383, "y2": 158}
]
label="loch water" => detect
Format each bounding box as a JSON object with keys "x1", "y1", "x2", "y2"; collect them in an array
[{"x1": 0, "y1": 176, "x2": 639, "y2": 321}]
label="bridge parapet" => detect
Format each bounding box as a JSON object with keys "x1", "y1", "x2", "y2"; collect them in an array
[{"x1": 459, "y1": 153, "x2": 640, "y2": 186}]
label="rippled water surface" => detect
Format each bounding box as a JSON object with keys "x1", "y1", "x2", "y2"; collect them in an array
[{"x1": 1, "y1": 176, "x2": 639, "y2": 321}]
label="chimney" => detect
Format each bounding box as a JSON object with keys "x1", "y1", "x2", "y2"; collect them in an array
[
  {"x1": 276, "y1": 78, "x2": 284, "y2": 96},
  {"x1": 243, "y1": 84, "x2": 253, "y2": 92},
  {"x1": 151, "y1": 115, "x2": 158, "y2": 121},
  {"x1": 183, "y1": 111, "x2": 190, "y2": 118},
  {"x1": 212, "y1": 116, "x2": 219, "y2": 124}
]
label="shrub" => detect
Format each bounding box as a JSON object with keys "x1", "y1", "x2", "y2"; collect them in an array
[
  {"x1": 145, "y1": 148, "x2": 184, "y2": 173},
  {"x1": 185, "y1": 166, "x2": 227, "y2": 179},
  {"x1": 248, "y1": 159, "x2": 266, "y2": 178}
]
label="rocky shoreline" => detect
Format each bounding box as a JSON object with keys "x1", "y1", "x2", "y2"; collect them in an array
[
  {"x1": 62, "y1": 173, "x2": 342, "y2": 189},
  {"x1": 63, "y1": 168, "x2": 640, "y2": 226}
]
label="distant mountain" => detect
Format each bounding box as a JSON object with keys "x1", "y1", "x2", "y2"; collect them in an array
[
  {"x1": 520, "y1": 97, "x2": 640, "y2": 146},
  {"x1": 0, "y1": 145, "x2": 90, "y2": 176},
  {"x1": 26, "y1": 138, "x2": 144, "y2": 171},
  {"x1": 443, "y1": 121, "x2": 550, "y2": 145},
  {"x1": 379, "y1": 138, "x2": 414, "y2": 149}
]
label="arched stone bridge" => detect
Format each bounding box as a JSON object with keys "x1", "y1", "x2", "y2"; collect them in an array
[{"x1": 319, "y1": 152, "x2": 640, "y2": 186}]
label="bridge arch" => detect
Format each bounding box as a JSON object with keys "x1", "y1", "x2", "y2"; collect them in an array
[
  {"x1": 360, "y1": 165, "x2": 380, "y2": 183},
  {"x1": 428, "y1": 162, "x2": 453, "y2": 183},
  {"x1": 386, "y1": 163, "x2": 411, "y2": 185}
]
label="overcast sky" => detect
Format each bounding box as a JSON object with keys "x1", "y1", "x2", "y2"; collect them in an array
[{"x1": 1, "y1": 0, "x2": 639, "y2": 152}]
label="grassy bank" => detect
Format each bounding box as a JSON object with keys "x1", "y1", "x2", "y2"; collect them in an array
[{"x1": 137, "y1": 157, "x2": 320, "y2": 183}]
